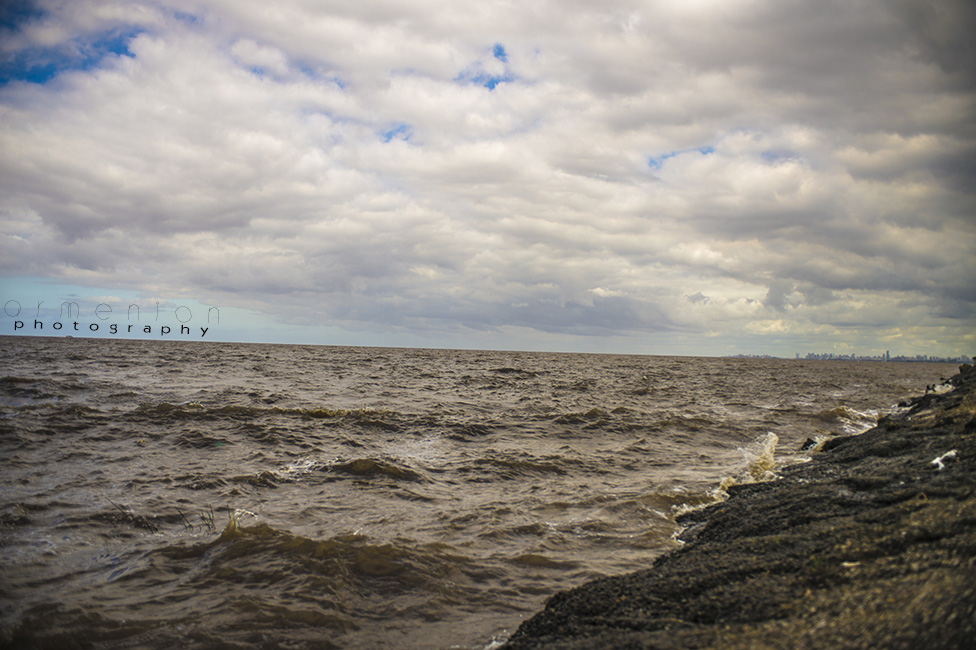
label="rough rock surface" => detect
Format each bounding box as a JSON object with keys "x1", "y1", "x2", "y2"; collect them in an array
[{"x1": 504, "y1": 363, "x2": 976, "y2": 650}]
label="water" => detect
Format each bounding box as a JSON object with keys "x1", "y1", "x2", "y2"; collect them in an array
[{"x1": 0, "y1": 337, "x2": 956, "y2": 649}]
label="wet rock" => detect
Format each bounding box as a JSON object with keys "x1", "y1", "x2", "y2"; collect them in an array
[{"x1": 504, "y1": 367, "x2": 976, "y2": 650}]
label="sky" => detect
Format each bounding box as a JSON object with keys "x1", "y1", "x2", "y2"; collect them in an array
[{"x1": 1, "y1": 0, "x2": 974, "y2": 357}]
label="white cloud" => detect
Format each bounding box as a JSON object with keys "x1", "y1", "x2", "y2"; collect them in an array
[
  {"x1": 1, "y1": 0, "x2": 974, "y2": 356},
  {"x1": 230, "y1": 39, "x2": 290, "y2": 77}
]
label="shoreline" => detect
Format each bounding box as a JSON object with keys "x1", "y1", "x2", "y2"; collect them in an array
[{"x1": 504, "y1": 361, "x2": 976, "y2": 649}]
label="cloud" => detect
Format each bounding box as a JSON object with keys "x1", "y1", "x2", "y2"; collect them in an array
[{"x1": 1, "y1": 0, "x2": 974, "y2": 355}]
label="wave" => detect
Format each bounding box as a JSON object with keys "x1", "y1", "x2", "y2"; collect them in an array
[
  {"x1": 146, "y1": 514, "x2": 483, "y2": 629},
  {"x1": 465, "y1": 453, "x2": 586, "y2": 479},
  {"x1": 812, "y1": 405, "x2": 878, "y2": 435},
  {"x1": 489, "y1": 367, "x2": 539, "y2": 378},
  {"x1": 676, "y1": 432, "x2": 784, "y2": 508},
  {"x1": 0, "y1": 376, "x2": 106, "y2": 420},
  {"x1": 128, "y1": 401, "x2": 404, "y2": 430},
  {"x1": 177, "y1": 457, "x2": 428, "y2": 492},
  {"x1": 326, "y1": 457, "x2": 427, "y2": 482},
  {"x1": 0, "y1": 375, "x2": 89, "y2": 400},
  {"x1": 739, "y1": 431, "x2": 780, "y2": 482},
  {"x1": 5, "y1": 513, "x2": 486, "y2": 649},
  {"x1": 669, "y1": 432, "x2": 785, "y2": 540},
  {"x1": 552, "y1": 408, "x2": 611, "y2": 424},
  {"x1": 508, "y1": 553, "x2": 578, "y2": 570},
  {"x1": 173, "y1": 429, "x2": 231, "y2": 449}
]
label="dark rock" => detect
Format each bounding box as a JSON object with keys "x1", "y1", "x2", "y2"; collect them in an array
[
  {"x1": 799, "y1": 437, "x2": 818, "y2": 451},
  {"x1": 504, "y1": 368, "x2": 976, "y2": 650}
]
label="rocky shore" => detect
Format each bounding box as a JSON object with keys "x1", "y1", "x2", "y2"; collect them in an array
[{"x1": 504, "y1": 362, "x2": 976, "y2": 649}]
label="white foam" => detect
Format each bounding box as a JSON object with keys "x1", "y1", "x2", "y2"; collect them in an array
[{"x1": 931, "y1": 449, "x2": 958, "y2": 471}]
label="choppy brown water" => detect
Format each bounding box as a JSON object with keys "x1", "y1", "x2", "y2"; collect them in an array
[{"x1": 0, "y1": 337, "x2": 957, "y2": 649}]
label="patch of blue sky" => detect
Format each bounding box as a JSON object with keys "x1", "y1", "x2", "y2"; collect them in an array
[
  {"x1": 292, "y1": 62, "x2": 346, "y2": 88},
  {"x1": 1, "y1": 276, "x2": 233, "y2": 338},
  {"x1": 648, "y1": 145, "x2": 714, "y2": 169},
  {"x1": 380, "y1": 123, "x2": 412, "y2": 143},
  {"x1": 0, "y1": 25, "x2": 144, "y2": 85},
  {"x1": 2, "y1": 277, "x2": 146, "y2": 320},
  {"x1": 454, "y1": 44, "x2": 515, "y2": 91},
  {"x1": 454, "y1": 69, "x2": 515, "y2": 91},
  {"x1": 647, "y1": 151, "x2": 678, "y2": 169},
  {"x1": 761, "y1": 149, "x2": 796, "y2": 163}
]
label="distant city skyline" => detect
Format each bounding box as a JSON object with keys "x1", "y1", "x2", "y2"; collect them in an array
[{"x1": 797, "y1": 351, "x2": 971, "y2": 364}]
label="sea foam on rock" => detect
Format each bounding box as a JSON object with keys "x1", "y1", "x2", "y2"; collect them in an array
[{"x1": 504, "y1": 361, "x2": 976, "y2": 650}]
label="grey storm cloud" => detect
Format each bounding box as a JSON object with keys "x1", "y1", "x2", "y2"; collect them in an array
[{"x1": 1, "y1": 0, "x2": 974, "y2": 355}]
